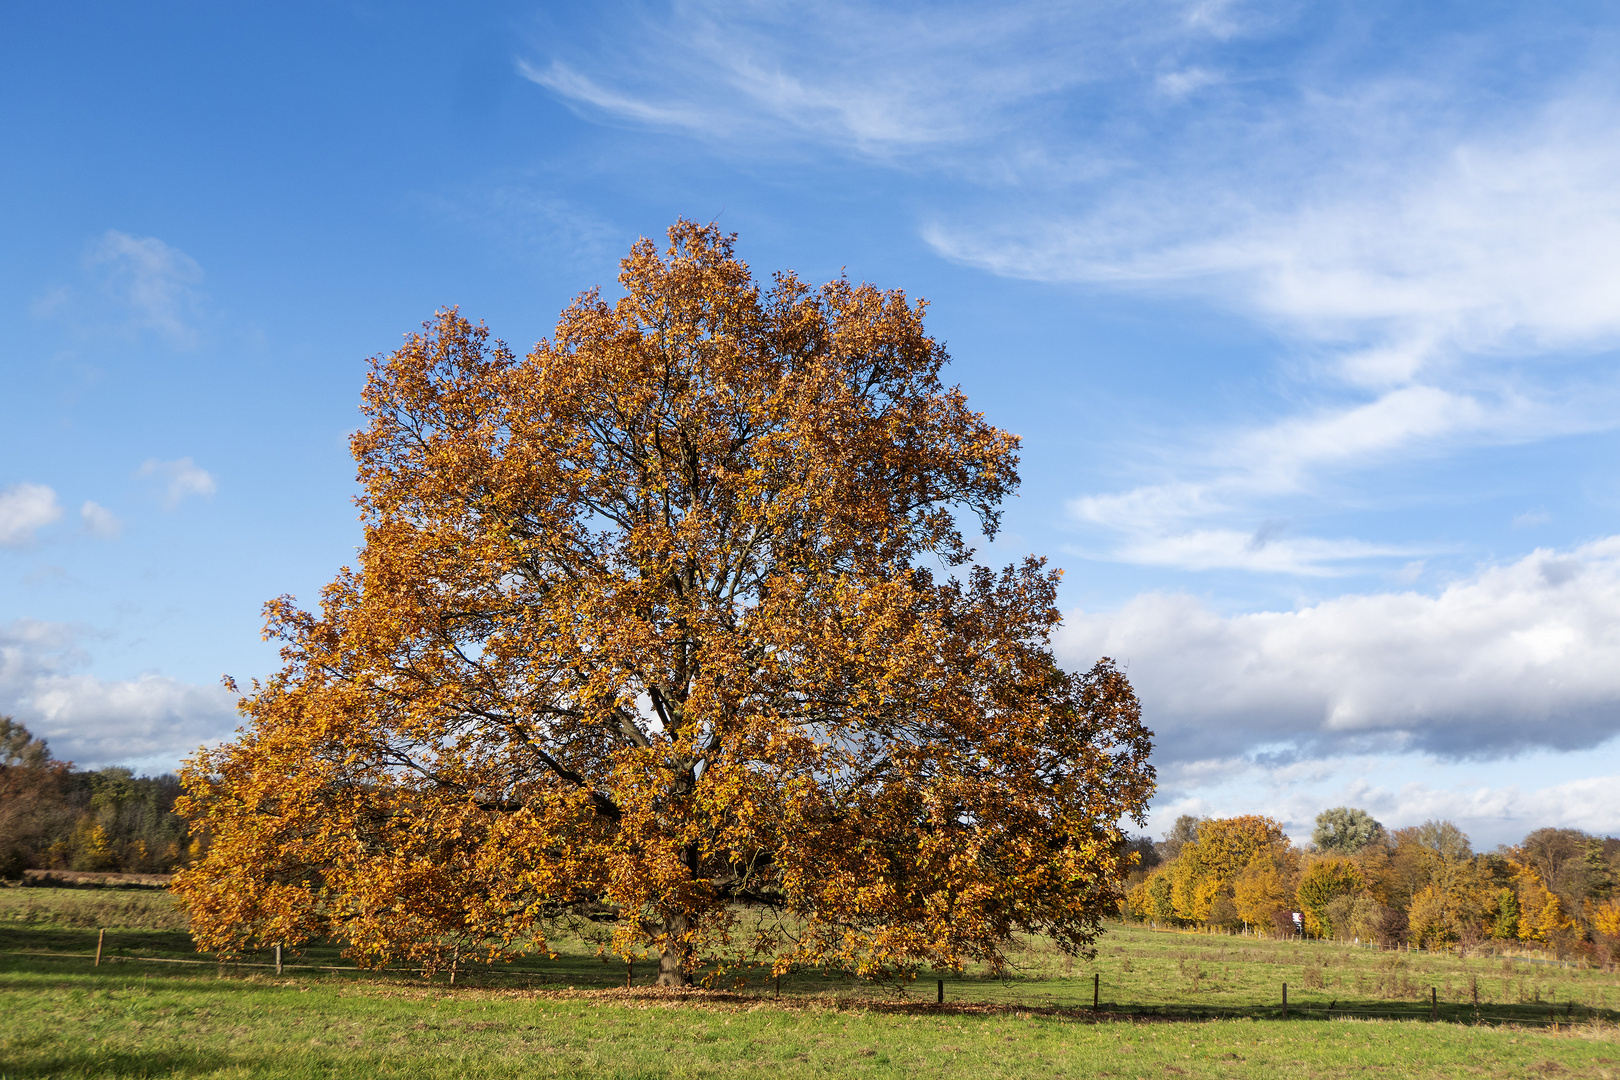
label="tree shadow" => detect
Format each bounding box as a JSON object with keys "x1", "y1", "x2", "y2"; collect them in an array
[{"x1": 0, "y1": 1047, "x2": 239, "y2": 1078}]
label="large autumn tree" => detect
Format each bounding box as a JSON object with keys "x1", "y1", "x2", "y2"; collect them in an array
[{"x1": 175, "y1": 221, "x2": 1155, "y2": 986}]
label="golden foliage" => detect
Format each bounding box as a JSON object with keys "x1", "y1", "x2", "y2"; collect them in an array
[
  {"x1": 1230, "y1": 844, "x2": 1298, "y2": 929},
  {"x1": 1169, "y1": 815, "x2": 1288, "y2": 923},
  {"x1": 1590, "y1": 897, "x2": 1620, "y2": 938},
  {"x1": 174, "y1": 222, "x2": 1155, "y2": 985},
  {"x1": 1295, "y1": 857, "x2": 1363, "y2": 938}
]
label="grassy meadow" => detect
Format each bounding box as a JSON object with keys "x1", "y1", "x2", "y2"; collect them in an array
[{"x1": 3, "y1": 886, "x2": 1620, "y2": 1078}]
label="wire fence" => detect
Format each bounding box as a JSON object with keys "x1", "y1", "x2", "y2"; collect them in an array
[{"x1": 12, "y1": 942, "x2": 1618, "y2": 1030}]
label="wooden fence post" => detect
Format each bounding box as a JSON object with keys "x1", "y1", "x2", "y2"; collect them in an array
[
  {"x1": 937, "y1": 978, "x2": 944, "y2": 1004},
  {"x1": 94, "y1": 928, "x2": 105, "y2": 967},
  {"x1": 1430, "y1": 986, "x2": 1437, "y2": 1021},
  {"x1": 1282, "y1": 982, "x2": 1287, "y2": 1020},
  {"x1": 1093, "y1": 973, "x2": 1099, "y2": 1011},
  {"x1": 275, "y1": 943, "x2": 283, "y2": 976}
]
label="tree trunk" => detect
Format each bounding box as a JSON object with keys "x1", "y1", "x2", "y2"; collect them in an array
[{"x1": 657, "y1": 914, "x2": 693, "y2": 987}]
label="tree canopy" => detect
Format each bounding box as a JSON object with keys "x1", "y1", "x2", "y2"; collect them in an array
[
  {"x1": 1312, "y1": 806, "x2": 1384, "y2": 854},
  {"x1": 174, "y1": 221, "x2": 1156, "y2": 986}
]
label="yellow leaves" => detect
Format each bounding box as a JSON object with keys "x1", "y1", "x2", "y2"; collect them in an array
[
  {"x1": 1296, "y1": 857, "x2": 1363, "y2": 938},
  {"x1": 1591, "y1": 897, "x2": 1620, "y2": 938}
]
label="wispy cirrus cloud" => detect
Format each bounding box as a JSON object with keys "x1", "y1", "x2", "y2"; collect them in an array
[
  {"x1": 929, "y1": 97, "x2": 1620, "y2": 375},
  {"x1": 929, "y1": 90, "x2": 1620, "y2": 572},
  {"x1": 519, "y1": 0, "x2": 1231, "y2": 157},
  {"x1": 526, "y1": 2, "x2": 1620, "y2": 576},
  {"x1": 1064, "y1": 384, "x2": 1575, "y2": 573}
]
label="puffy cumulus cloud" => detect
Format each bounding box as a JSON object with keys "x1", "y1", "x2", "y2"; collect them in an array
[
  {"x1": 0, "y1": 619, "x2": 236, "y2": 769},
  {"x1": 136, "y1": 457, "x2": 216, "y2": 509},
  {"x1": 1058, "y1": 537, "x2": 1620, "y2": 762},
  {"x1": 0, "y1": 483, "x2": 63, "y2": 547}
]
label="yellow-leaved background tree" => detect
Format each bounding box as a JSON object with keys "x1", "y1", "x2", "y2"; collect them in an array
[{"x1": 174, "y1": 221, "x2": 1156, "y2": 986}]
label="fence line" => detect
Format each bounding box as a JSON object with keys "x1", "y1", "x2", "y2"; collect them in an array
[
  {"x1": 1133, "y1": 922, "x2": 1592, "y2": 969},
  {"x1": 16, "y1": 946, "x2": 1617, "y2": 1028}
]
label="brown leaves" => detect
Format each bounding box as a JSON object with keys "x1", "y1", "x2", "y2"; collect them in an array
[{"x1": 175, "y1": 220, "x2": 1155, "y2": 984}]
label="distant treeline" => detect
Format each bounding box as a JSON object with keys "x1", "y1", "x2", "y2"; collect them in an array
[
  {"x1": 6, "y1": 709, "x2": 1618, "y2": 967},
  {"x1": 1122, "y1": 808, "x2": 1620, "y2": 962},
  {"x1": 0, "y1": 718, "x2": 194, "y2": 878}
]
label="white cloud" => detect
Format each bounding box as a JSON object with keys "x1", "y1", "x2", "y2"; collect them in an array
[
  {"x1": 1064, "y1": 385, "x2": 1528, "y2": 572},
  {"x1": 518, "y1": 1, "x2": 1184, "y2": 157},
  {"x1": 0, "y1": 483, "x2": 63, "y2": 547},
  {"x1": 1006, "y1": 108, "x2": 1620, "y2": 574},
  {"x1": 928, "y1": 95, "x2": 1620, "y2": 412},
  {"x1": 519, "y1": 59, "x2": 715, "y2": 132},
  {"x1": 79, "y1": 501, "x2": 121, "y2": 539},
  {"x1": 1097, "y1": 527, "x2": 1418, "y2": 576},
  {"x1": 1059, "y1": 536, "x2": 1620, "y2": 762},
  {"x1": 88, "y1": 230, "x2": 204, "y2": 345},
  {"x1": 136, "y1": 457, "x2": 216, "y2": 509},
  {"x1": 1156, "y1": 67, "x2": 1222, "y2": 98},
  {"x1": 0, "y1": 619, "x2": 237, "y2": 769},
  {"x1": 1376, "y1": 772, "x2": 1620, "y2": 842},
  {"x1": 532, "y1": 4, "x2": 1620, "y2": 578}
]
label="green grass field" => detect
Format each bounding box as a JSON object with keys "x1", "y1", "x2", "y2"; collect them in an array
[{"x1": 3, "y1": 887, "x2": 1619, "y2": 1078}]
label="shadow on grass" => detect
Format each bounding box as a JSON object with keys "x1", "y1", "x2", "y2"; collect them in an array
[
  {"x1": 0, "y1": 926, "x2": 196, "y2": 955},
  {"x1": 2, "y1": 1045, "x2": 684, "y2": 1080},
  {"x1": 0, "y1": 1046, "x2": 239, "y2": 1078}
]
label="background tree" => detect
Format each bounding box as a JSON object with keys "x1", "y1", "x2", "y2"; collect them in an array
[
  {"x1": 1168, "y1": 815, "x2": 1287, "y2": 923},
  {"x1": 1154, "y1": 814, "x2": 1201, "y2": 864},
  {"x1": 175, "y1": 222, "x2": 1156, "y2": 986},
  {"x1": 1296, "y1": 857, "x2": 1363, "y2": 938},
  {"x1": 0, "y1": 718, "x2": 70, "y2": 878},
  {"x1": 1520, "y1": 828, "x2": 1587, "y2": 888},
  {"x1": 1311, "y1": 806, "x2": 1384, "y2": 854},
  {"x1": 1230, "y1": 842, "x2": 1299, "y2": 931},
  {"x1": 1125, "y1": 815, "x2": 1294, "y2": 931}
]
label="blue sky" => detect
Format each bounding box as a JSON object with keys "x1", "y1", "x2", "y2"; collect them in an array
[{"x1": 4, "y1": 0, "x2": 1619, "y2": 847}]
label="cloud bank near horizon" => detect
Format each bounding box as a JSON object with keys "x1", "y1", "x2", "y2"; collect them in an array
[
  {"x1": 1058, "y1": 536, "x2": 1620, "y2": 764},
  {"x1": 0, "y1": 619, "x2": 236, "y2": 771}
]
